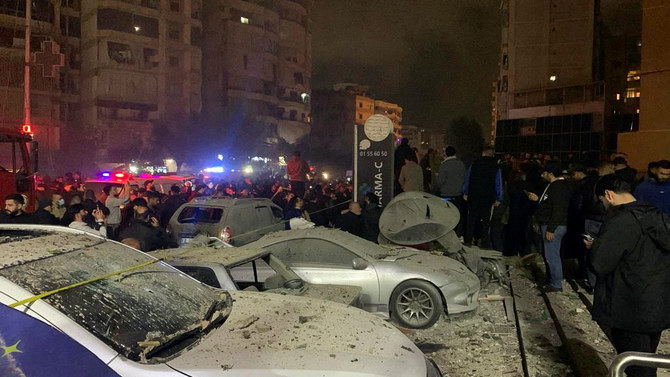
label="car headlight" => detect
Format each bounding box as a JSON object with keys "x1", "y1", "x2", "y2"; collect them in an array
[{"x1": 425, "y1": 357, "x2": 442, "y2": 377}]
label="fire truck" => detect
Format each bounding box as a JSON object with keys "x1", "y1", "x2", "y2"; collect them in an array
[{"x1": 0, "y1": 127, "x2": 38, "y2": 211}]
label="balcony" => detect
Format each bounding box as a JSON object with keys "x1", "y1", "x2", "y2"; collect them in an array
[{"x1": 512, "y1": 82, "x2": 605, "y2": 109}]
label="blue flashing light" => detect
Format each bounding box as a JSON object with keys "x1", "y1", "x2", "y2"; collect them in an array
[{"x1": 101, "y1": 171, "x2": 111, "y2": 178}]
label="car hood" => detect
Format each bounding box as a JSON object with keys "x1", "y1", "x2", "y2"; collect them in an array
[
  {"x1": 167, "y1": 291, "x2": 426, "y2": 376},
  {"x1": 378, "y1": 245, "x2": 474, "y2": 278}
]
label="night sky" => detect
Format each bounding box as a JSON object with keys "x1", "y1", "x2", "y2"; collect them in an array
[{"x1": 311, "y1": 0, "x2": 640, "y2": 133}]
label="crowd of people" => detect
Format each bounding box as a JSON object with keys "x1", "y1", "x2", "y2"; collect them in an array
[{"x1": 0, "y1": 152, "x2": 384, "y2": 250}]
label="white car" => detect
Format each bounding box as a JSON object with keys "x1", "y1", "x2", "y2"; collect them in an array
[
  {"x1": 0, "y1": 225, "x2": 442, "y2": 376},
  {"x1": 245, "y1": 228, "x2": 481, "y2": 329}
]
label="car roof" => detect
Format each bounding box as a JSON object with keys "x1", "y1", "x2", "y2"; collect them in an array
[
  {"x1": 248, "y1": 227, "x2": 390, "y2": 259},
  {"x1": 0, "y1": 225, "x2": 107, "y2": 269},
  {"x1": 186, "y1": 197, "x2": 279, "y2": 208},
  {"x1": 151, "y1": 244, "x2": 270, "y2": 267}
]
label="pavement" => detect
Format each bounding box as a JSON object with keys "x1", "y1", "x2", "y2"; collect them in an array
[{"x1": 400, "y1": 254, "x2": 670, "y2": 377}]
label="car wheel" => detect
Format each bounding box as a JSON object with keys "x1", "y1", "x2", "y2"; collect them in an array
[{"x1": 390, "y1": 280, "x2": 443, "y2": 329}]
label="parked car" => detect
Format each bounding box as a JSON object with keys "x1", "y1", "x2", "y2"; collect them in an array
[
  {"x1": 0, "y1": 225, "x2": 442, "y2": 376},
  {"x1": 245, "y1": 228, "x2": 481, "y2": 329},
  {"x1": 168, "y1": 197, "x2": 284, "y2": 246},
  {"x1": 152, "y1": 238, "x2": 363, "y2": 307}
]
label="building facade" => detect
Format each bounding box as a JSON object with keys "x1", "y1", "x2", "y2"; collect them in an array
[
  {"x1": 617, "y1": 0, "x2": 670, "y2": 169},
  {"x1": 80, "y1": 0, "x2": 202, "y2": 161},
  {"x1": 374, "y1": 100, "x2": 402, "y2": 138},
  {"x1": 0, "y1": 0, "x2": 204, "y2": 170},
  {"x1": 493, "y1": 0, "x2": 607, "y2": 161},
  {"x1": 0, "y1": 0, "x2": 63, "y2": 172},
  {"x1": 202, "y1": 0, "x2": 312, "y2": 157}
]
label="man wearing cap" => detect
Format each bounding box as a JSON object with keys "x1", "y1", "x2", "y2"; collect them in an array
[{"x1": 527, "y1": 161, "x2": 572, "y2": 292}]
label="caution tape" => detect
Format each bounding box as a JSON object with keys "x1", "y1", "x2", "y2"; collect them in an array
[{"x1": 10, "y1": 258, "x2": 163, "y2": 308}]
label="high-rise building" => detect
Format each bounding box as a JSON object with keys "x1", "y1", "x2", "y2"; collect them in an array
[
  {"x1": 0, "y1": 0, "x2": 204, "y2": 170},
  {"x1": 80, "y1": 0, "x2": 202, "y2": 160},
  {"x1": 617, "y1": 0, "x2": 670, "y2": 169},
  {"x1": 202, "y1": 0, "x2": 312, "y2": 157},
  {"x1": 493, "y1": 0, "x2": 607, "y2": 161}
]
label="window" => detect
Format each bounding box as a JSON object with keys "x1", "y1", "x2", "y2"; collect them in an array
[
  {"x1": 359, "y1": 102, "x2": 362, "y2": 108},
  {"x1": 169, "y1": 0, "x2": 181, "y2": 12},
  {"x1": 168, "y1": 23, "x2": 182, "y2": 40},
  {"x1": 358, "y1": 113, "x2": 363, "y2": 120},
  {"x1": 176, "y1": 266, "x2": 221, "y2": 288},
  {"x1": 243, "y1": 55, "x2": 248, "y2": 69},
  {"x1": 140, "y1": 0, "x2": 160, "y2": 9},
  {"x1": 97, "y1": 8, "x2": 158, "y2": 38},
  {"x1": 60, "y1": 16, "x2": 81, "y2": 38},
  {"x1": 167, "y1": 82, "x2": 183, "y2": 96},
  {"x1": 168, "y1": 55, "x2": 180, "y2": 67},
  {"x1": 107, "y1": 42, "x2": 134, "y2": 64},
  {"x1": 143, "y1": 48, "x2": 158, "y2": 68},
  {"x1": 294, "y1": 72, "x2": 303, "y2": 85},
  {"x1": 240, "y1": 16, "x2": 249, "y2": 24},
  {"x1": 264, "y1": 239, "x2": 360, "y2": 267},
  {"x1": 191, "y1": 27, "x2": 201, "y2": 47},
  {"x1": 290, "y1": 109, "x2": 297, "y2": 121},
  {"x1": 177, "y1": 206, "x2": 223, "y2": 223}
]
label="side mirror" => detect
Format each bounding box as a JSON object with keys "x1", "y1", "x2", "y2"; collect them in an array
[
  {"x1": 29, "y1": 141, "x2": 39, "y2": 174},
  {"x1": 352, "y1": 258, "x2": 369, "y2": 270}
]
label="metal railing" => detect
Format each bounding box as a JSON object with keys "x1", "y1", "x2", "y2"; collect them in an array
[{"x1": 609, "y1": 352, "x2": 670, "y2": 377}]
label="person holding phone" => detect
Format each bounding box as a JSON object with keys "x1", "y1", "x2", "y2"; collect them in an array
[{"x1": 586, "y1": 174, "x2": 670, "y2": 377}]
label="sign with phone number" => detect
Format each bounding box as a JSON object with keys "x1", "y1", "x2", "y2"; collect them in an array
[{"x1": 355, "y1": 116, "x2": 395, "y2": 208}]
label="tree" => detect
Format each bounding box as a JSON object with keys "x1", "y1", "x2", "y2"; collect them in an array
[{"x1": 444, "y1": 117, "x2": 485, "y2": 166}]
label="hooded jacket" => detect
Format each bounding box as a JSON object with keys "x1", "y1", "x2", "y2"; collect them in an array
[{"x1": 590, "y1": 202, "x2": 670, "y2": 332}]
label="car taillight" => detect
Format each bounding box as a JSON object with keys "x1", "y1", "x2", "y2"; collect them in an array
[{"x1": 220, "y1": 227, "x2": 232, "y2": 243}]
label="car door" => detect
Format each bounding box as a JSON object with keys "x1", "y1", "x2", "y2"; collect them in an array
[{"x1": 265, "y1": 239, "x2": 381, "y2": 311}]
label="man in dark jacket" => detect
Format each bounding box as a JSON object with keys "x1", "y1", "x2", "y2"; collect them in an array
[
  {"x1": 436, "y1": 146, "x2": 467, "y2": 236},
  {"x1": 0, "y1": 193, "x2": 34, "y2": 224},
  {"x1": 527, "y1": 162, "x2": 572, "y2": 292},
  {"x1": 334, "y1": 201, "x2": 364, "y2": 237},
  {"x1": 119, "y1": 198, "x2": 176, "y2": 252},
  {"x1": 160, "y1": 185, "x2": 186, "y2": 228},
  {"x1": 463, "y1": 148, "x2": 502, "y2": 248},
  {"x1": 587, "y1": 174, "x2": 670, "y2": 377},
  {"x1": 362, "y1": 192, "x2": 382, "y2": 243}
]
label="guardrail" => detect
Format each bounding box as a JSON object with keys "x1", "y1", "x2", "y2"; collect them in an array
[{"x1": 609, "y1": 352, "x2": 670, "y2": 377}]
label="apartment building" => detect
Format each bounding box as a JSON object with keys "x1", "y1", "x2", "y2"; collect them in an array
[
  {"x1": 202, "y1": 0, "x2": 313, "y2": 156},
  {"x1": 493, "y1": 0, "x2": 606, "y2": 161},
  {"x1": 0, "y1": 0, "x2": 203, "y2": 169},
  {"x1": 79, "y1": 0, "x2": 202, "y2": 160}
]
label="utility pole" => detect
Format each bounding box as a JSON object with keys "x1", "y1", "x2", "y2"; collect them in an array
[{"x1": 23, "y1": 0, "x2": 31, "y2": 128}]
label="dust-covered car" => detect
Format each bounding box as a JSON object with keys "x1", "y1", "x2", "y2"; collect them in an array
[
  {"x1": 0, "y1": 225, "x2": 442, "y2": 376},
  {"x1": 168, "y1": 197, "x2": 284, "y2": 246},
  {"x1": 152, "y1": 239, "x2": 363, "y2": 307},
  {"x1": 245, "y1": 228, "x2": 481, "y2": 329}
]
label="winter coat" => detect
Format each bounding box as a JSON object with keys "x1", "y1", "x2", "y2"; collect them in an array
[{"x1": 590, "y1": 202, "x2": 670, "y2": 332}]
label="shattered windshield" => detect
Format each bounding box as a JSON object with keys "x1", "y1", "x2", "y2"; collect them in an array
[{"x1": 0, "y1": 237, "x2": 223, "y2": 363}]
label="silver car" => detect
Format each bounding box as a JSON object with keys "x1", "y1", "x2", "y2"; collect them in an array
[
  {"x1": 245, "y1": 228, "x2": 481, "y2": 329},
  {"x1": 168, "y1": 197, "x2": 285, "y2": 246},
  {"x1": 152, "y1": 241, "x2": 363, "y2": 307}
]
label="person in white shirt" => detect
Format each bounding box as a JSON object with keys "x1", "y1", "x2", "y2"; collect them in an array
[
  {"x1": 104, "y1": 181, "x2": 130, "y2": 239},
  {"x1": 66, "y1": 203, "x2": 107, "y2": 237}
]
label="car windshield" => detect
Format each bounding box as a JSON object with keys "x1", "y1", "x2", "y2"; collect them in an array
[
  {"x1": 178, "y1": 206, "x2": 224, "y2": 223},
  {"x1": 0, "y1": 232, "x2": 223, "y2": 363}
]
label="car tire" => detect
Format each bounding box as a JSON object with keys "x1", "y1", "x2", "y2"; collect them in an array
[{"x1": 390, "y1": 280, "x2": 443, "y2": 329}]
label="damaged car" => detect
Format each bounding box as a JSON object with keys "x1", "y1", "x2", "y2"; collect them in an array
[
  {"x1": 151, "y1": 239, "x2": 363, "y2": 308},
  {"x1": 379, "y1": 191, "x2": 507, "y2": 287},
  {"x1": 245, "y1": 228, "x2": 481, "y2": 329},
  {"x1": 0, "y1": 225, "x2": 442, "y2": 376}
]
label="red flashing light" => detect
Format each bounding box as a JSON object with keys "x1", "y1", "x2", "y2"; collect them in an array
[{"x1": 21, "y1": 124, "x2": 33, "y2": 134}]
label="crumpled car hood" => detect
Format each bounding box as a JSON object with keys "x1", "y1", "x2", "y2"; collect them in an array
[
  {"x1": 167, "y1": 291, "x2": 426, "y2": 376},
  {"x1": 378, "y1": 245, "x2": 473, "y2": 276}
]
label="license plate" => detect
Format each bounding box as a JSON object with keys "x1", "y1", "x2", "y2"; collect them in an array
[{"x1": 180, "y1": 237, "x2": 193, "y2": 244}]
